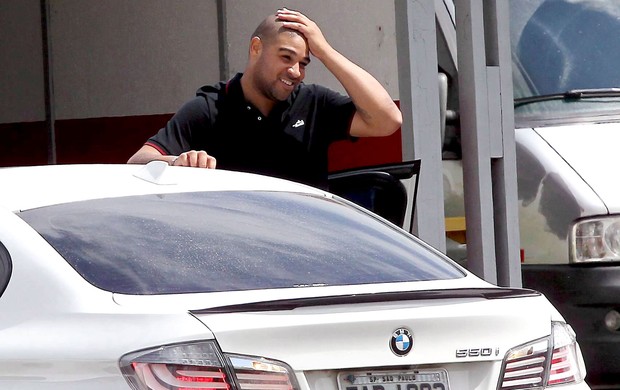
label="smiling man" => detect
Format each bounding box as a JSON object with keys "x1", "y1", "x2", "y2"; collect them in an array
[{"x1": 128, "y1": 8, "x2": 402, "y2": 189}]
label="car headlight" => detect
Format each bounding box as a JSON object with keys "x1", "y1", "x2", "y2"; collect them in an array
[
  {"x1": 571, "y1": 216, "x2": 620, "y2": 262},
  {"x1": 498, "y1": 322, "x2": 585, "y2": 389},
  {"x1": 120, "y1": 341, "x2": 299, "y2": 390}
]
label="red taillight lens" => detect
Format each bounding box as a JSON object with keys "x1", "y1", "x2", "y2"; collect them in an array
[
  {"x1": 130, "y1": 362, "x2": 231, "y2": 389},
  {"x1": 547, "y1": 323, "x2": 583, "y2": 386},
  {"x1": 548, "y1": 346, "x2": 577, "y2": 385},
  {"x1": 121, "y1": 341, "x2": 298, "y2": 390},
  {"x1": 122, "y1": 341, "x2": 232, "y2": 390}
]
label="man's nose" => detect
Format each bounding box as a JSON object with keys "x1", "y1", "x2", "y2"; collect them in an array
[{"x1": 288, "y1": 64, "x2": 301, "y2": 78}]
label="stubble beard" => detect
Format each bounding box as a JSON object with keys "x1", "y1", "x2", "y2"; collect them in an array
[
  {"x1": 253, "y1": 67, "x2": 291, "y2": 103},
  {"x1": 264, "y1": 79, "x2": 291, "y2": 102}
]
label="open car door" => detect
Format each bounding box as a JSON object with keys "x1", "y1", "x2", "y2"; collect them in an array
[{"x1": 328, "y1": 160, "x2": 421, "y2": 230}]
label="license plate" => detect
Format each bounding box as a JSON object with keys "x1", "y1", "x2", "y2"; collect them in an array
[{"x1": 337, "y1": 369, "x2": 449, "y2": 390}]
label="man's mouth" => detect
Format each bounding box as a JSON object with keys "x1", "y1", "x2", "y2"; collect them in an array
[{"x1": 280, "y1": 78, "x2": 294, "y2": 87}]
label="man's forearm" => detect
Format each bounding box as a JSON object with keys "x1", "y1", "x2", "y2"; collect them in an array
[
  {"x1": 127, "y1": 145, "x2": 175, "y2": 165},
  {"x1": 128, "y1": 146, "x2": 216, "y2": 168}
]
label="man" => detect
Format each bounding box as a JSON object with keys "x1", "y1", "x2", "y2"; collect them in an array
[{"x1": 128, "y1": 8, "x2": 402, "y2": 189}]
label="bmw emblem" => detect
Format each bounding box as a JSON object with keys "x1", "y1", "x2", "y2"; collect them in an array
[{"x1": 390, "y1": 328, "x2": 413, "y2": 356}]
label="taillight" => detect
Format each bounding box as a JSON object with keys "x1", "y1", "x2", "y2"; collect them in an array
[
  {"x1": 498, "y1": 322, "x2": 585, "y2": 389},
  {"x1": 120, "y1": 341, "x2": 299, "y2": 390},
  {"x1": 500, "y1": 338, "x2": 549, "y2": 388},
  {"x1": 228, "y1": 355, "x2": 297, "y2": 390},
  {"x1": 547, "y1": 323, "x2": 582, "y2": 386}
]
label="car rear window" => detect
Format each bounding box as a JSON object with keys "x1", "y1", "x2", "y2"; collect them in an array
[{"x1": 19, "y1": 191, "x2": 464, "y2": 294}]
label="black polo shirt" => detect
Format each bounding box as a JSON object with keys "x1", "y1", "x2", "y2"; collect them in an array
[{"x1": 146, "y1": 73, "x2": 356, "y2": 189}]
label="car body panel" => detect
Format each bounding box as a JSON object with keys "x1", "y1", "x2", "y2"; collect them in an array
[
  {"x1": 534, "y1": 122, "x2": 620, "y2": 213},
  {"x1": 193, "y1": 295, "x2": 555, "y2": 370},
  {"x1": 0, "y1": 164, "x2": 590, "y2": 389},
  {"x1": 0, "y1": 163, "x2": 325, "y2": 212},
  {"x1": 514, "y1": 127, "x2": 608, "y2": 264}
]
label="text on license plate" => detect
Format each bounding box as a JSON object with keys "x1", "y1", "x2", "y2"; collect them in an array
[{"x1": 337, "y1": 369, "x2": 449, "y2": 390}]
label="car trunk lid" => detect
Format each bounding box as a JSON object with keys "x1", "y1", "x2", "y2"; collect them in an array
[{"x1": 190, "y1": 288, "x2": 552, "y2": 371}]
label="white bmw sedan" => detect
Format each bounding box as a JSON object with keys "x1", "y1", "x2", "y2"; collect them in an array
[{"x1": 0, "y1": 163, "x2": 590, "y2": 390}]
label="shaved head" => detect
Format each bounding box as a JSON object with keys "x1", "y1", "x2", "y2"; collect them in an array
[{"x1": 251, "y1": 14, "x2": 301, "y2": 45}]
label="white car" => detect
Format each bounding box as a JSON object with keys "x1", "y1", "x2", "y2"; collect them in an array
[{"x1": 0, "y1": 162, "x2": 589, "y2": 390}]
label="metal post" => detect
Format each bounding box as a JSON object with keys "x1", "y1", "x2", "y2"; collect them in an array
[
  {"x1": 40, "y1": 0, "x2": 56, "y2": 164},
  {"x1": 394, "y1": 0, "x2": 446, "y2": 252},
  {"x1": 455, "y1": 0, "x2": 521, "y2": 286},
  {"x1": 216, "y1": 0, "x2": 229, "y2": 80},
  {"x1": 486, "y1": 0, "x2": 522, "y2": 287},
  {"x1": 455, "y1": 0, "x2": 497, "y2": 283}
]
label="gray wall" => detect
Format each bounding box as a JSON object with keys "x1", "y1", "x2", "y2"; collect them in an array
[
  {"x1": 0, "y1": 0, "x2": 398, "y2": 124},
  {"x1": 49, "y1": 0, "x2": 219, "y2": 119},
  {"x1": 225, "y1": 1, "x2": 399, "y2": 97},
  {"x1": 0, "y1": 0, "x2": 46, "y2": 123}
]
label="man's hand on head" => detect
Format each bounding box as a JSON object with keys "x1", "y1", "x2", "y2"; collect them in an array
[
  {"x1": 275, "y1": 8, "x2": 331, "y2": 60},
  {"x1": 170, "y1": 150, "x2": 216, "y2": 168}
]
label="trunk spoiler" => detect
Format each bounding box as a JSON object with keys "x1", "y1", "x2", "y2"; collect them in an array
[{"x1": 191, "y1": 287, "x2": 540, "y2": 314}]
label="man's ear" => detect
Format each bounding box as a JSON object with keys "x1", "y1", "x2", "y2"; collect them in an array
[{"x1": 249, "y1": 36, "x2": 262, "y2": 57}]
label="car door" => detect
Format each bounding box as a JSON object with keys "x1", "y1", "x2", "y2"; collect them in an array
[{"x1": 328, "y1": 160, "x2": 420, "y2": 229}]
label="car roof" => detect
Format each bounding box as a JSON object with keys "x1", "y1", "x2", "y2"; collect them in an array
[{"x1": 0, "y1": 162, "x2": 326, "y2": 212}]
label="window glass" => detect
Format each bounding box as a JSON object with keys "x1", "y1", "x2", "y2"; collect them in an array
[
  {"x1": 0, "y1": 242, "x2": 12, "y2": 297},
  {"x1": 19, "y1": 191, "x2": 464, "y2": 295},
  {"x1": 0, "y1": 242, "x2": 11, "y2": 298},
  {"x1": 510, "y1": 0, "x2": 620, "y2": 121}
]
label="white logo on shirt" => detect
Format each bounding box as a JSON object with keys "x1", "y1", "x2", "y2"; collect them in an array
[{"x1": 292, "y1": 119, "x2": 305, "y2": 128}]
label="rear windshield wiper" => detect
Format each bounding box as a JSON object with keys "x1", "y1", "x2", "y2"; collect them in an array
[{"x1": 515, "y1": 88, "x2": 620, "y2": 107}]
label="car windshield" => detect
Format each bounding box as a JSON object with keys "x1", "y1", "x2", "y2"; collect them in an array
[
  {"x1": 510, "y1": 0, "x2": 620, "y2": 122},
  {"x1": 19, "y1": 191, "x2": 464, "y2": 295}
]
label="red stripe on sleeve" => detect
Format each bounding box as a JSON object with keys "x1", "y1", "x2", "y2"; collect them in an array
[{"x1": 144, "y1": 141, "x2": 167, "y2": 155}]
